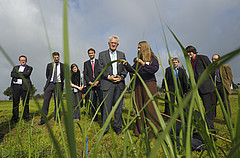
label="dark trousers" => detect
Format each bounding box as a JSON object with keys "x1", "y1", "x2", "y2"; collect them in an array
[
  {"x1": 89, "y1": 86, "x2": 103, "y2": 121},
  {"x1": 164, "y1": 93, "x2": 175, "y2": 116},
  {"x1": 12, "y1": 84, "x2": 30, "y2": 121},
  {"x1": 72, "y1": 91, "x2": 81, "y2": 119},
  {"x1": 41, "y1": 83, "x2": 62, "y2": 121},
  {"x1": 134, "y1": 81, "x2": 160, "y2": 139},
  {"x1": 200, "y1": 92, "x2": 215, "y2": 132},
  {"x1": 102, "y1": 84, "x2": 123, "y2": 132},
  {"x1": 212, "y1": 83, "x2": 231, "y2": 117}
]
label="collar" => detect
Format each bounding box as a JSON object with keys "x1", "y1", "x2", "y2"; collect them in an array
[
  {"x1": 90, "y1": 58, "x2": 95, "y2": 63},
  {"x1": 109, "y1": 49, "x2": 117, "y2": 54},
  {"x1": 191, "y1": 54, "x2": 197, "y2": 61}
]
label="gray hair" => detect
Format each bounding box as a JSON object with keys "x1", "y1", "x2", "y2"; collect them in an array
[{"x1": 109, "y1": 35, "x2": 119, "y2": 42}]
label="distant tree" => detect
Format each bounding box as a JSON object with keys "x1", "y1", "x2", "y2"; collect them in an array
[
  {"x1": 34, "y1": 93, "x2": 44, "y2": 99},
  {"x1": 30, "y1": 85, "x2": 37, "y2": 98},
  {"x1": 3, "y1": 87, "x2": 13, "y2": 100},
  {"x1": 3, "y1": 85, "x2": 37, "y2": 100}
]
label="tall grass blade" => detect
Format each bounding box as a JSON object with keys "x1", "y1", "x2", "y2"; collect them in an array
[
  {"x1": 229, "y1": 88, "x2": 240, "y2": 157},
  {"x1": 62, "y1": 0, "x2": 77, "y2": 157}
]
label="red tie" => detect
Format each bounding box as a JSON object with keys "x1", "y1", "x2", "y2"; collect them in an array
[{"x1": 92, "y1": 60, "x2": 95, "y2": 79}]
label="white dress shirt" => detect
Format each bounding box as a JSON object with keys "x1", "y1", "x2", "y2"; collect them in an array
[
  {"x1": 109, "y1": 50, "x2": 117, "y2": 75},
  {"x1": 50, "y1": 63, "x2": 61, "y2": 82},
  {"x1": 13, "y1": 65, "x2": 25, "y2": 85}
]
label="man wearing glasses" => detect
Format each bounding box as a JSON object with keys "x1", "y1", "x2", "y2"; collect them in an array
[
  {"x1": 10, "y1": 55, "x2": 33, "y2": 124},
  {"x1": 98, "y1": 35, "x2": 127, "y2": 135}
]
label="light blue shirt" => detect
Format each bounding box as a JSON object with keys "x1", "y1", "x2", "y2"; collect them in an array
[{"x1": 174, "y1": 67, "x2": 179, "y2": 82}]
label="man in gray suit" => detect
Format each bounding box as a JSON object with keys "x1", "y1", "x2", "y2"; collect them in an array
[{"x1": 98, "y1": 35, "x2": 128, "y2": 135}]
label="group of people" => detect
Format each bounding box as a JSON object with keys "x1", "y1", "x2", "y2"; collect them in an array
[
  {"x1": 162, "y1": 46, "x2": 233, "y2": 134},
  {"x1": 9, "y1": 35, "x2": 233, "y2": 139}
]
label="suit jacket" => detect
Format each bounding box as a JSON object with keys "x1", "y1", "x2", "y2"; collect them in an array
[
  {"x1": 44, "y1": 62, "x2": 64, "y2": 91},
  {"x1": 98, "y1": 50, "x2": 128, "y2": 90},
  {"x1": 219, "y1": 64, "x2": 233, "y2": 94},
  {"x1": 192, "y1": 55, "x2": 214, "y2": 94},
  {"x1": 84, "y1": 59, "x2": 100, "y2": 87},
  {"x1": 11, "y1": 65, "x2": 33, "y2": 91},
  {"x1": 162, "y1": 66, "x2": 188, "y2": 94}
]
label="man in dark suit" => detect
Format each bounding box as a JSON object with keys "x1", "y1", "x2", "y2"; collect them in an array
[
  {"x1": 39, "y1": 52, "x2": 64, "y2": 125},
  {"x1": 212, "y1": 54, "x2": 233, "y2": 117},
  {"x1": 10, "y1": 55, "x2": 33, "y2": 124},
  {"x1": 186, "y1": 45, "x2": 215, "y2": 131},
  {"x1": 98, "y1": 35, "x2": 128, "y2": 135},
  {"x1": 84, "y1": 48, "x2": 103, "y2": 121},
  {"x1": 162, "y1": 57, "x2": 188, "y2": 116}
]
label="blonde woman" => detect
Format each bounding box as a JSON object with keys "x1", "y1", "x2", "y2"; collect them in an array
[{"x1": 122, "y1": 41, "x2": 160, "y2": 138}]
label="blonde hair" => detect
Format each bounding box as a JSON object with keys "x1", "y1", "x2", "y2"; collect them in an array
[{"x1": 138, "y1": 41, "x2": 157, "y2": 64}]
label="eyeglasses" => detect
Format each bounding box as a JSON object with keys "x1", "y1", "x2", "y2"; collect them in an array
[
  {"x1": 20, "y1": 60, "x2": 26, "y2": 61},
  {"x1": 109, "y1": 42, "x2": 118, "y2": 45}
]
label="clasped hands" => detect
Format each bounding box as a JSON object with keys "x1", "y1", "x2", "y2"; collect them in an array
[
  {"x1": 70, "y1": 83, "x2": 83, "y2": 91},
  {"x1": 108, "y1": 75, "x2": 123, "y2": 83},
  {"x1": 89, "y1": 81, "x2": 99, "y2": 87}
]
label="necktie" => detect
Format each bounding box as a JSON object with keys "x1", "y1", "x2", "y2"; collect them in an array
[
  {"x1": 53, "y1": 63, "x2": 58, "y2": 83},
  {"x1": 112, "y1": 52, "x2": 117, "y2": 75},
  {"x1": 92, "y1": 60, "x2": 95, "y2": 79},
  {"x1": 174, "y1": 68, "x2": 178, "y2": 82}
]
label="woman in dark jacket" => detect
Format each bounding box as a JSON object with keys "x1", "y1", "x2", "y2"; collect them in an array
[
  {"x1": 122, "y1": 41, "x2": 160, "y2": 138},
  {"x1": 70, "y1": 64, "x2": 83, "y2": 121}
]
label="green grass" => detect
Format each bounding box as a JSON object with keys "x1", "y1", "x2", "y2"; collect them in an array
[
  {"x1": 0, "y1": 92, "x2": 238, "y2": 157},
  {"x1": 1, "y1": 0, "x2": 240, "y2": 157}
]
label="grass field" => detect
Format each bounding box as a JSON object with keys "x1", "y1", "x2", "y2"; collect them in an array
[{"x1": 0, "y1": 92, "x2": 238, "y2": 157}]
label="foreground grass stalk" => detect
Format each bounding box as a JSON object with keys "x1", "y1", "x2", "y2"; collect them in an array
[{"x1": 63, "y1": 0, "x2": 77, "y2": 157}]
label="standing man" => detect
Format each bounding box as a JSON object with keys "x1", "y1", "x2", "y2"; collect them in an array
[
  {"x1": 10, "y1": 55, "x2": 33, "y2": 124},
  {"x1": 38, "y1": 52, "x2": 64, "y2": 125},
  {"x1": 162, "y1": 57, "x2": 188, "y2": 116},
  {"x1": 98, "y1": 35, "x2": 127, "y2": 135},
  {"x1": 186, "y1": 45, "x2": 215, "y2": 131},
  {"x1": 212, "y1": 54, "x2": 233, "y2": 117},
  {"x1": 84, "y1": 48, "x2": 103, "y2": 121}
]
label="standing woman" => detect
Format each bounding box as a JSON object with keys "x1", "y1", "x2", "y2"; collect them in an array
[
  {"x1": 70, "y1": 64, "x2": 83, "y2": 121},
  {"x1": 122, "y1": 41, "x2": 160, "y2": 138}
]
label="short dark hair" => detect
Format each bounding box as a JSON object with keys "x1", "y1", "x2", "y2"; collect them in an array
[
  {"x1": 186, "y1": 45, "x2": 198, "y2": 54},
  {"x1": 19, "y1": 55, "x2": 27, "y2": 62},
  {"x1": 212, "y1": 54, "x2": 220, "y2": 59},
  {"x1": 52, "y1": 52, "x2": 60, "y2": 57},
  {"x1": 88, "y1": 48, "x2": 95, "y2": 54}
]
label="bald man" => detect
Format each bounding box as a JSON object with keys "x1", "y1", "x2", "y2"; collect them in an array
[{"x1": 212, "y1": 54, "x2": 233, "y2": 117}]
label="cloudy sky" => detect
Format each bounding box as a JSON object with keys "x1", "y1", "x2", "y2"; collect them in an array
[{"x1": 0, "y1": 0, "x2": 240, "y2": 100}]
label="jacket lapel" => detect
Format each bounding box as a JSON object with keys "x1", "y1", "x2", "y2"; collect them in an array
[
  {"x1": 117, "y1": 51, "x2": 120, "y2": 73},
  {"x1": 94, "y1": 59, "x2": 98, "y2": 73},
  {"x1": 106, "y1": 51, "x2": 113, "y2": 74},
  {"x1": 193, "y1": 55, "x2": 198, "y2": 70}
]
